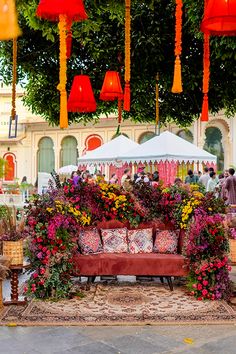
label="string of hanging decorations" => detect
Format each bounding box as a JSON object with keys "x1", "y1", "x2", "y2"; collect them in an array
[
  {"x1": 172, "y1": 0, "x2": 183, "y2": 94},
  {"x1": 124, "y1": 0, "x2": 131, "y2": 111}
]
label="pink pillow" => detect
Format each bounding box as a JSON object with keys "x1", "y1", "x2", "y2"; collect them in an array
[
  {"x1": 127, "y1": 228, "x2": 153, "y2": 254},
  {"x1": 101, "y1": 228, "x2": 128, "y2": 253},
  {"x1": 78, "y1": 228, "x2": 103, "y2": 255},
  {"x1": 153, "y1": 230, "x2": 178, "y2": 254}
]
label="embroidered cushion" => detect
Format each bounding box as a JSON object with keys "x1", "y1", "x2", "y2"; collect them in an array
[
  {"x1": 78, "y1": 228, "x2": 103, "y2": 255},
  {"x1": 101, "y1": 228, "x2": 128, "y2": 253},
  {"x1": 153, "y1": 230, "x2": 178, "y2": 254},
  {"x1": 127, "y1": 228, "x2": 153, "y2": 254}
]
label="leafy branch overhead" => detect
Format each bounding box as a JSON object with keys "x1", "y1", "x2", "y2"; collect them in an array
[{"x1": 0, "y1": 0, "x2": 235, "y2": 127}]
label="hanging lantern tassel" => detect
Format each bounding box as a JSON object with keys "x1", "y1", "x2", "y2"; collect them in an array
[
  {"x1": 171, "y1": 0, "x2": 183, "y2": 93},
  {"x1": 201, "y1": 34, "x2": 210, "y2": 122},
  {"x1": 124, "y1": 0, "x2": 131, "y2": 111},
  {"x1": 11, "y1": 38, "x2": 17, "y2": 120},
  {"x1": 66, "y1": 18, "x2": 73, "y2": 59},
  {"x1": 123, "y1": 82, "x2": 130, "y2": 111},
  {"x1": 57, "y1": 14, "x2": 68, "y2": 129}
]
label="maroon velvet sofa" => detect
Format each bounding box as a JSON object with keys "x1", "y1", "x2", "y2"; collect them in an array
[{"x1": 72, "y1": 220, "x2": 188, "y2": 291}]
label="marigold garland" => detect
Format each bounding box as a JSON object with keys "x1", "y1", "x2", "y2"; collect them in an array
[
  {"x1": 11, "y1": 38, "x2": 17, "y2": 120},
  {"x1": 66, "y1": 18, "x2": 73, "y2": 59},
  {"x1": 57, "y1": 14, "x2": 68, "y2": 129},
  {"x1": 201, "y1": 34, "x2": 210, "y2": 122},
  {"x1": 171, "y1": 0, "x2": 183, "y2": 93},
  {"x1": 124, "y1": 0, "x2": 131, "y2": 111}
]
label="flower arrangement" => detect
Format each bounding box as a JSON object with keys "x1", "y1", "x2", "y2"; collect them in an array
[{"x1": 186, "y1": 211, "x2": 232, "y2": 300}]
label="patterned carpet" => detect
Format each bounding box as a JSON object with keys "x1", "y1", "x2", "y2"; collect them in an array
[{"x1": 1, "y1": 282, "x2": 236, "y2": 326}]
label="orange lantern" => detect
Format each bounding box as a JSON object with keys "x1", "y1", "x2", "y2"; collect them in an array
[
  {"x1": 68, "y1": 75, "x2": 96, "y2": 113},
  {"x1": 201, "y1": 0, "x2": 236, "y2": 36},
  {"x1": 100, "y1": 71, "x2": 123, "y2": 101}
]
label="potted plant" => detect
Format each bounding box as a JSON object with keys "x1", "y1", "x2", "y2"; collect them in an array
[{"x1": 0, "y1": 206, "x2": 26, "y2": 265}]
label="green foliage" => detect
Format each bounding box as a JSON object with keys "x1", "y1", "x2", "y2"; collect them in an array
[{"x1": 0, "y1": 0, "x2": 235, "y2": 127}]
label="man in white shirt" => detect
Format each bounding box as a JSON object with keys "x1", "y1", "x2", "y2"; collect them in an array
[
  {"x1": 199, "y1": 167, "x2": 210, "y2": 189},
  {"x1": 206, "y1": 171, "x2": 217, "y2": 192},
  {"x1": 121, "y1": 168, "x2": 131, "y2": 186}
]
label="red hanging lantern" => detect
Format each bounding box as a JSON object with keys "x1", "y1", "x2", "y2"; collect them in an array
[
  {"x1": 36, "y1": 0, "x2": 87, "y2": 21},
  {"x1": 100, "y1": 71, "x2": 123, "y2": 101},
  {"x1": 201, "y1": 0, "x2": 236, "y2": 36},
  {"x1": 68, "y1": 75, "x2": 96, "y2": 113}
]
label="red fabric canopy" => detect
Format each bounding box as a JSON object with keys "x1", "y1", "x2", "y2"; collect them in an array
[
  {"x1": 36, "y1": 0, "x2": 88, "y2": 22},
  {"x1": 201, "y1": 0, "x2": 236, "y2": 35}
]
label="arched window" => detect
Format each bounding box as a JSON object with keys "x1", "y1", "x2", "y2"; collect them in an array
[
  {"x1": 37, "y1": 137, "x2": 55, "y2": 173},
  {"x1": 3, "y1": 153, "x2": 16, "y2": 181},
  {"x1": 177, "y1": 129, "x2": 194, "y2": 143},
  {"x1": 204, "y1": 127, "x2": 224, "y2": 171},
  {"x1": 60, "y1": 136, "x2": 78, "y2": 167},
  {"x1": 138, "y1": 131, "x2": 156, "y2": 144},
  {"x1": 85, "y1": 135, "x2": 103, "y2": 152}
]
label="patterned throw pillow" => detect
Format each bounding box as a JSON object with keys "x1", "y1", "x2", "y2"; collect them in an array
[
  {"x1": 78, "y1": 228, "x2": 103, "y2": 255},
  {"x1": 127, "y1": 228, "x2": 153, "y2": 254},
  {"x1": 101, "y1": 228, "x2": 128, "y2": 253},
  {"x1": 153, "y1": 230, "x2": 178, "y2": 254}
]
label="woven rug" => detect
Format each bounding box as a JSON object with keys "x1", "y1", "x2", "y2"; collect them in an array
[{"x1": 1, "y1": 282, "x2": 236, "y2": 326}]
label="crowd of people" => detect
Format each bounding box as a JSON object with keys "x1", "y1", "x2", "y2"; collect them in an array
[{"x1": 69, "y1": 165, "x2": 236, "y2": 205}]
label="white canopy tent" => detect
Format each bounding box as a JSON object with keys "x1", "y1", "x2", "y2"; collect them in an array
[
  {"x1": 78, "y1": 135, "x2": 140, "y2": 165},
  {"x1": 120, "y1": 131, "x2": 217, "y2": 164}
]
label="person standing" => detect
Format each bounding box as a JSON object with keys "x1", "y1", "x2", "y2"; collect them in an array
[
  {"x1": 121, "y1": 168, "x2": 131, "y2": 186},
  {"x1": 224, "y1": 168, "x2": 236, "y2": 205},
  {"x1": 206, "y1": 171, "x2": 217, "y2": 193},
  {"x1": 199, "y1": 167, "x2": 210, "y2": 189},
  {"x1": 185, "y1": 170, "x2": 199, "y2": 184}
]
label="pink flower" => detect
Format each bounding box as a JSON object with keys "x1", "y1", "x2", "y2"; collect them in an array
[
  {"x1": 37, "y1": 252, "x2": 43, "y2": 259},
  {"x1": 197, "y1": 276, "x2": 202, "y2": 281},
  {"x1": 203, "y1": 280, "x2": 208, "y2": 286},
  {"x1": 197, "y1": 284, "x2": 203, "y2": 290},
  {"x1": 39, "y1": 279, "x2": 45, "y2": 285},
  {"x1": 33, "y1": 272, "x2": 38, "y2": 279},
  {"x1": 23, "y1": 286, "x2": 28, "y2": 293},
  {"x1": 40, "y1": 268, "x2": 46, "y2": 275},
  {"x1": 202, "y1": 289, "x2": 208, "y2": 296},
  {"x1": 192, "y1": 284, "x2": 197, "y2": 289},
  {"x1": 197, "y1": 297, "x2": 203, "y2": 301}
]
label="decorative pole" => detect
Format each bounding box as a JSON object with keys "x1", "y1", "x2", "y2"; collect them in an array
[
  {"x1": 171, "y1": 0, "x2": 183, "y2": 93},
  {"x1": 11, "y1": 37, "x2": 17, "y2": 120},
  {"x1": 123, "y1": 0, "x2": 131, "y2": 111},
  {"x1": 155, "y1": 73, "x2": 160, "y2": 135}
]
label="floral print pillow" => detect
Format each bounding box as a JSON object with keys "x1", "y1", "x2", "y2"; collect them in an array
[
  {"x1": 153, "y1": 230, "x2": 178, "y2": 254},
  {"x1": 127, "y1": 228, "x2": 153, "y2": 254},
  {"x1": 101, "y1": 228, "x2": 128, "y2": 253},
  {"x1": 78, "y1": 228, "x2": 103, "y2": 255}
]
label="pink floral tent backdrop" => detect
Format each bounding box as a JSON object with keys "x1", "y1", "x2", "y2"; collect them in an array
[{"x1": 120, "y1": 131, "x2": 217, "y2": 184}]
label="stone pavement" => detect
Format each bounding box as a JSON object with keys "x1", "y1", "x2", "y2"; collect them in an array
[
  {"x1": 0, "y1": 324, "x2": 236, "y2": 354},
  {"x1": 0, "y1": 267, "x2": 235, "y2": 354}
]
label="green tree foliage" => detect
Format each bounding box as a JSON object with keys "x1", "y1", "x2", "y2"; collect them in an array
[{"x1": 0, "y1": 0, "x2": 235, "y2": 127}]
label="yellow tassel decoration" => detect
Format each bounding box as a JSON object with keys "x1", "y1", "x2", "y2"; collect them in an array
[
  {"x1": 172, "y1": 55, "x2": 183, "y2": 93},
  {"x1": 0, "y1": 0, "x2": 21, "y2": 40},
  {"x1": 124, "y1": 0, "x2": 131, "y2": 111},
  {"x1": 57, "y1": 14, "x2": 68, "y2": 129}
]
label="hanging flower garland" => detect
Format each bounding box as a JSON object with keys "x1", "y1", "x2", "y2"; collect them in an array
[
  {"x1": 66, "y1": 18, "x2": 73, "y2": 59},
  {"x1": 171, "y1": 0, "x2": 183, "y2": 93},
  {"x1": 57, "y1": 14, "x2": 68, "y2": 129},
  {"x1": 11, "y1": 37, "x2": 17, "y2": 120},
  {"x1": 201, "y1": 33, "x2": 210, "y2": 121},
  {"x1": 124, "y1": 0, "x2": 131, "y2": 111}
]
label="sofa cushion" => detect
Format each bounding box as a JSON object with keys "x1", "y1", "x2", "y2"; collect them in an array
[
  {"x1": 153, "y1": 230, "x2": 178, "y2": 254},
  {"x1": 78, "y1": 228, "x2": 103, "y2": 255},
  {"x1": 101, "y1": 228, "x2": 128, "y2": 253},
  {"x1": 127, "y1": 228, "x2": 153, "y2": 254}
]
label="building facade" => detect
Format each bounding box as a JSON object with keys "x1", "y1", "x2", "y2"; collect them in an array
[{"x1": 0, "y1": 84, "x2": 235, "y2": 184}]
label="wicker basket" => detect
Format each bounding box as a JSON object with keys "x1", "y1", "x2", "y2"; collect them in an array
[
  {"x1": 2, "y1": 240, "x2": 23, "y2": 266},
  {"x1": 229, "y1": 239, "x2": 236, "y2": 264}
]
